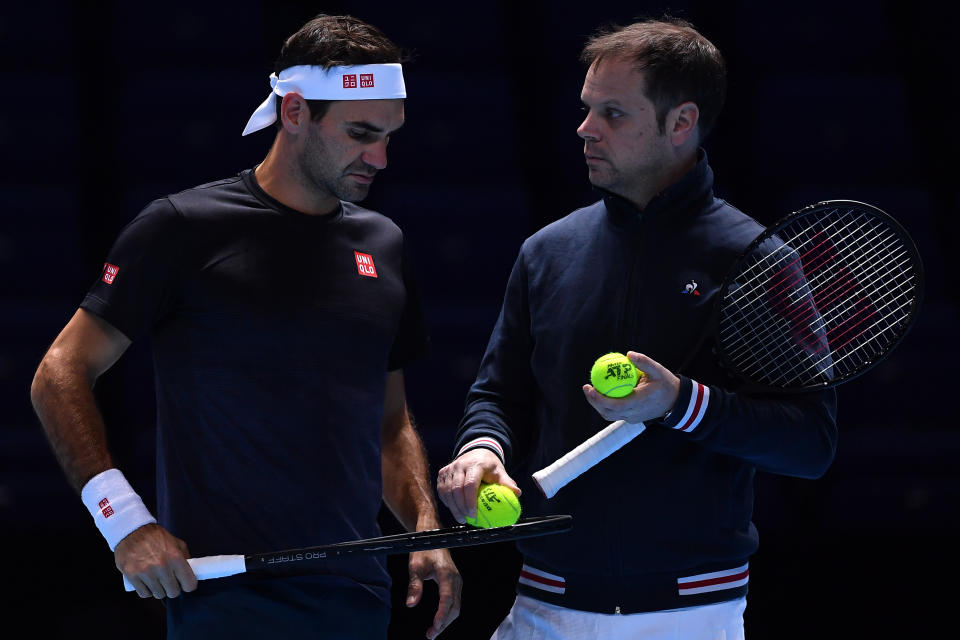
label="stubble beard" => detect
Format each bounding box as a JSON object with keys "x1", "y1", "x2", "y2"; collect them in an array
[
  {"x1": 588, "y1": 149, "x2": 669, "y2": 204},
  {"x1": 299, "y1": 130, "x2": 372, "y2": 204},
  {"x1": 587, "y1": 162, "x2": 619, "y2": 192}
]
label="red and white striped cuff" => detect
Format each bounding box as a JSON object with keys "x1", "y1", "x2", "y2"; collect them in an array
[
  {"x1": 670, "y1": 379, "x2": 710, "y2": 433},
  {"x1": 518, "y1": 564, "x2": 566, "y2": 594},
  {"x1": 457, "y1": 436, "x2": 505, "y2": 463},
  {"x1": 677, "y1": 562, "x2": 749, "y2": 596}
]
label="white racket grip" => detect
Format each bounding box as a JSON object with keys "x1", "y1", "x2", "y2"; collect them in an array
[
  {"x1": 532, "y1": 420, "x2": 646, "y2": 499},
  {"x1": 123, "y1": 554, "x2": 247, "y2": 591}
]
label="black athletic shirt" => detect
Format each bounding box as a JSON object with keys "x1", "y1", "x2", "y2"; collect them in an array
[{"x1": 81, "y1": 169, "x2": 429, "y2": 608}]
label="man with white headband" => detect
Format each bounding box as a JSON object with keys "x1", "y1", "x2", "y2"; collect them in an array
[{"x1": 31, "y1": 14, "x2": 460, "y2": 639}]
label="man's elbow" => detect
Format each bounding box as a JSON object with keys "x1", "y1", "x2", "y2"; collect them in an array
[
  {"x1": 793, "y1": 428, "x2": 838, "y2": 479},
  {"x1": 793, "y1": 394, "x2": 839, "y2": 479},
  {"x1": 30, "y1": 349, "x2": 81, "y2": 412},
  {"x1": 30, "y1": 355, "x2": 55, "y2": 412}
]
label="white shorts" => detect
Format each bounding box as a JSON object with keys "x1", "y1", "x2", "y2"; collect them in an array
[{"x1": 490, "y1": 594, "x2": 747, "y2": 640}]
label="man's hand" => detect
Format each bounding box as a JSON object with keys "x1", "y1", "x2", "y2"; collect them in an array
[
  {"x1": 583, "y1": 351, "x2": 681, "y2": 424},
  {"x1": 406, "y1": 548, "x2": 462, "y2": 639},
  {"x1": 437, "y1": 447, "x2": 520, "y2": 524},
  {"x1": 115, "y1": 523, "x2": 197, "y2": 599}
]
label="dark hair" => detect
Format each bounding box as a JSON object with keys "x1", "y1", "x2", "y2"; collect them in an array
[
  {"x1": 273, "y1": 14, "x2": 405, "y2": 124},
  {"x1": 580, "y1": 18, "x2": 726, "y2": 138}
]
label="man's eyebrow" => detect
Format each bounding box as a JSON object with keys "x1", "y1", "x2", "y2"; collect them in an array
[
  {"x1": 580, "y1": 98, "x2": 624, "y2": 108},
  {"x1": 345, "y1": 120, "x2": 404, "y2": 134}
]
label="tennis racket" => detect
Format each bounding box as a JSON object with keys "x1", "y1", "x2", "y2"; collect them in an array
[
  {"x1": 533, "y1": 199, "x2": 923, "y2": 498},
  {"x1": 123, "y1": 514, "x2": 572, "y2": 591}
]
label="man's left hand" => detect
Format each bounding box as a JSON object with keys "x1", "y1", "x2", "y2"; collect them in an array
[
  {"x1": 406, "y1": 548, "x2": 462, "y2": 639},
  {"x1": 583, "y1": 351, "x2": 681, "y2": 424}
]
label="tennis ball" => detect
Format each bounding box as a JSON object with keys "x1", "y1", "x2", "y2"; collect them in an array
[
  {"x1": 465, "y1": 482, "x2": 522, "y2": 529},
  {"x1": 590, "y1": 352, "x2": 641, "y2": 398}
]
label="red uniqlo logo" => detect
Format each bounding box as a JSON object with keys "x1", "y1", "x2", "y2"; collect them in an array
[
  {"x1": 354, "y1": 252, "x2": 378, "y2": 278},
  {"x1": 98, "y1": 498, "x2": 114, "y2": 518},
  {"x1": 102, "y1": 263, "x2": 119, "y2": 284},
  {"x1": 359, "y1": 74, "x2": 374, "y2": 88},
  {"x1": 342, "y1": 74, "x2": 357, "y2": 88}
]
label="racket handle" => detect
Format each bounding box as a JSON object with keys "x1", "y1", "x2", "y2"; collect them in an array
[
  {"x1": 532, "y1": 420, "x2": 646, "y2": 499},
  {"x1": 122, "y1": 554, "x2": 246, "y2": 592}
]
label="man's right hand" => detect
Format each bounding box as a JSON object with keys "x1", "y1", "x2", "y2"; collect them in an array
[
  {"x1": 115, "y1": 523, "x2": 197, "y2": 599},
  {"x1": 437, "y1": 448, "x2": 521, "y2": 524}
]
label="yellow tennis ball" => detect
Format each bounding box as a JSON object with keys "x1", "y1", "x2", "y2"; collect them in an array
[
  {"x1": 465, "y1": 482, "x2": 522, "y2": 528},
  {"x1": 590, "y1": 352, "x2": 641, "y2": 398}
]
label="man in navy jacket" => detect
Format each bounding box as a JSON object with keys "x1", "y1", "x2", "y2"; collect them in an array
[{"x1": 438, "y1": 18, "x2": 837, "y2": 639}]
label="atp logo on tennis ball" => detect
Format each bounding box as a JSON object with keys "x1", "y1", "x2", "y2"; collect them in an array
[
  {"x1": 590, "y1": 352, "x2": 642, "y2": 398},
  {"x1": 465, "y1": 482, "x2": 522, "y2": 528}
]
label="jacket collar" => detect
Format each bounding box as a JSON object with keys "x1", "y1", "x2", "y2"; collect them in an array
[{"x1": 601, "y1": 148, "x2": 714, "y2": 229}]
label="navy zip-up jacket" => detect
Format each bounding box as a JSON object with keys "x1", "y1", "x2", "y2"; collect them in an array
[{"x1": 453, "y1": 151, "x2": 838, "y2": 614}]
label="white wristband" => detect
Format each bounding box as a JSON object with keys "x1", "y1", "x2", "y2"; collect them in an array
[{"x1": 80, "y1": 469, "x2": 157, "y2": 551}]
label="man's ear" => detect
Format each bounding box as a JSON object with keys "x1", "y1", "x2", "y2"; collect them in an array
[
  {"x1": 279, "y1": 92, "x2": 310, "y2": 133},
  {"x1": 667, "y1": 101, "x2": 700, "y2": 147}
]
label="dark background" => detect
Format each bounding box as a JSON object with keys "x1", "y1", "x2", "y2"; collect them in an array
[{"x1": 2, "y1": 1, "x2": 957, "y2": 638}]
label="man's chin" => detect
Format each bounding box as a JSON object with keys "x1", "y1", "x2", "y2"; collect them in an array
[
  {"x1": 335, "y1": 184, "x2": 372, "y2": 203},
  {"x1": 586, "y1": 171, "x2": 612, "y2": 191},
  {"x1": 586, "y1": 173, "x2": 629, "y2": 200}
]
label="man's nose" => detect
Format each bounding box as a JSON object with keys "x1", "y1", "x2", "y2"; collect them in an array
[
  {"x1": 362, "y1": 141, "x2": 388, "y2": 170},
  {"x1": 577, "y1": 112, "x2": 600, "y2": 141}
]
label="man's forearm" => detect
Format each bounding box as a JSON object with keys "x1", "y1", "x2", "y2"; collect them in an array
[
  {"x1": 31, "y1": 354, "x2": 114, "y2": 494},
  {"x1": 381, "y1": 412, "x2": 442, "y2": 532}
]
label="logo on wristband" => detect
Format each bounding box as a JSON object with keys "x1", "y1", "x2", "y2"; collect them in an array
[{"x1": 98, "y1": 497, "x2": 115, "y2": 518}]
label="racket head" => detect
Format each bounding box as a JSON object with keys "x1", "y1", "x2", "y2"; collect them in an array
[{"x1": 713, "y1": 200, "x2": 924, "y2": 391}]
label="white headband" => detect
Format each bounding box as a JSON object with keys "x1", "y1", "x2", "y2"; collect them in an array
[{"x1": 242, "y1": 63, "x2": 406, "y2": 136}]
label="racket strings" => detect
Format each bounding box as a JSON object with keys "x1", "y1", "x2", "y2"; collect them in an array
[
  {"x1": 739, "y1": 229, "x2": 905, "y2": 359},
  {"x1": 723, "y1": 210, "x2": 873, "y2": 311},
  {"x1": 774, "y1": 273, "x2": 916, "y2": 385},
  {"x1": 719, "y1": 205, "x2": 919, "y2": 387},
  {"x1": 721, "y1": 210, "x2": 882, "y2": 355},
  {"x1": 724, "y1": 215, "x2": 912, "y2": 380},
  {"x1": 727, "y1": 212, "x2": 916, "y2": 385},
  {"x1": 819, "y1": 291, "x2": 916, "y2": 375},
  {"x1": 774, "y1": 218, "x2": 912, "y2": 340}
]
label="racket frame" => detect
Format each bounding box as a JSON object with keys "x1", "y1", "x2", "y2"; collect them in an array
[
  {"x1": 710, "y1": 199, "x2": 924, "y2": 392},
  {"x1": 123, "y1": 514, "x2": 572, "y2": 591}
]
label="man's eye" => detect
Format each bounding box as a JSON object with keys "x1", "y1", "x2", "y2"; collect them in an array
[
  {"x1": 607, "y1": 109, "x2": 623, "y2": 119},
  {"x1": 349, "y1": 130, "x2": 369, "y2": 139}
]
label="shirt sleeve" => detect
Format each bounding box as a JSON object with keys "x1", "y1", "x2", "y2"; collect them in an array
[
  {"x1": 655, "y1": 374, "x2": 839, "y2": 479},
  {"x1": 386, "y1": 242, "x2": 430, "y2": 371},
  {"x1": 451, "y1": 249, "x2": 536, "y2": 467},
  {"x1": 80, "y1": 198, "x2": 184, "y2": 341}
]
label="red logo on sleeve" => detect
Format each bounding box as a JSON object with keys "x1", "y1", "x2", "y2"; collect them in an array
[
  {"x1": 342, "y1": 74, "x2": 358, "y2": 89},
  {"x1": 102, "y1": 263, "x2": 119, "y2": 284},
  {"x1": 354, "y1": 252, "x2": 378, "y2": 278},
  {"x1": 359, "y1": 74, "x2": 374, "y2": 88},
  {"x1": 98, "y1": 498, "x2": 114, "y2": 518}
]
